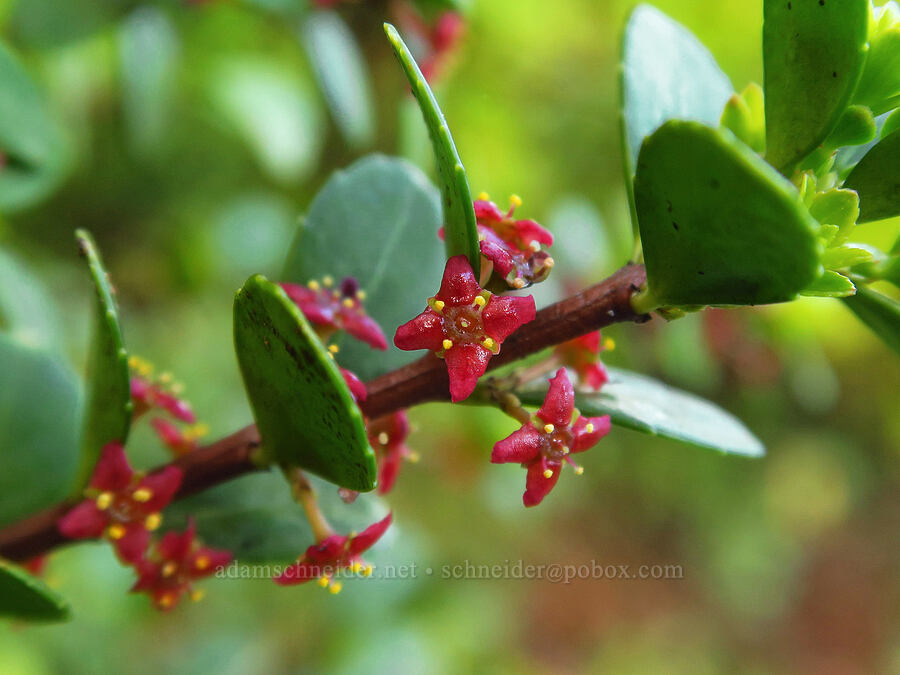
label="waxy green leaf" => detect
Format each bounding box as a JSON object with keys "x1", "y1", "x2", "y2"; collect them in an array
[
  {"x1": 283, "y1": 155, "x2": 443, "y2": 380},
  {"x1": 233, "y1": 275, "x2": 376, "y2": 490},
  {"x1": 384, "y1": 22, "x2": 480, "y2": 272},
  {"x1": 763, "y1": 0, "x2": 869, "y2": 171},
  {"x1": 843, "y1": 128, "x2": 900, "y2": 223},
  {"x1": 634, "y1": 122, "x2": 821, "y2": 308},
  {"x1": 73, "y1": 230, "x2": 132, "y2": 493},
  {"x1": 0, "y1": 559, "x2": 71, "y2": 623},
  {"x1": 800, "y1": 270, "x2": 856, "y2": 297},
  {"x1": 519, "y1": 367, "x2": 764, "y2": 457},
  {"x1": 842, "y1": 285, "x2": 900, "y2": 354}
]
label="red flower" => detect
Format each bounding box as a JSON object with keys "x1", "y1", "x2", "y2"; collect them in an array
[
  {"x1": 394, "y1": 256, "x2": 536, "y2": 402},
  {"x1": 150, "y1": 418, "x2": 208, "y2": 456},
  {"x1": 474, "y1": 196, "x2": 553, "y2": 253},
  {"x1": 58, "y1": 443, "x2": 183, "y2": 564},
  {"x1": 280, "y1": 276, "x2": 387, "y2": 350},
  {"x1": 367, "y1": 412, "x2": 416, "y2": 494},
  {"x1": 23, "y1": 556, "x2": 48, "y2": 577},
  {"x1": 274, "y1": 513, "x2": 392, "y2": 592},
  {"x1": 340, "y1": 368, "x2": 367, "y2": 402},
  {"x1": 131, "y1": 521, "x2": 232, "y2": 611},
  {"x1": 393, "y1": 4, "x2": 465, "y2": 82},
  {"x1": 491, "y1": 369, "x2": 610, "y2": 507},
  {"x1": 129, "y1": 357, "x2": 196, "y2": 423},
  {"x1": 555, "y1": 331, "x2": 612, "y2": 390}
]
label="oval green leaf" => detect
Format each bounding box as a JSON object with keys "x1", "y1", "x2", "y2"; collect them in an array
[
  {"x1": 384, "y1": 22, "x2": 480, "y2": 272},
  {"x1": 73, "y1": 230, "x2": 132, "y2": 493},
  {"x1": 843, "y1": 128, "x2": 900, "y2": 223},
  {"x1": 0, "y1": 559, "x2": 71, "y2": 623},
  {"x1": 233, "y1": 275, "x2": 376, "y2": 491},
  {"x1": 763, "y1": 0, "x2": 869, "y2": 171},
  {"x1": 519, "y1": 367, "x2": 764, "y2": 457},
  {"x1": 841, "y1": 284, "x2": 900, "y2": 354},
  {"x1": 634, "y1": 121, "x2": 821, "y2": 307},
  {"x1": 0, "y1": 248, "x2": 62, "y2": 351},
  {"x1": 283, "y1": 154, "x2": 443, "y2": 380}
]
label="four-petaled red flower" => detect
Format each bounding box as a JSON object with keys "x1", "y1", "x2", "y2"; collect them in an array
[
  {"x1": 131, "y1": 521, "x2": 232, "y2": 611},
  {"x1": 555, "y1": 331, "x2": 611, "y2": 391},
  {"x1": 394, "y1": 256, "x2": 536, "y2": 402},
  {"x1": 491, "y1": 369, "x2": 610, "y2": 507},
  {"x1": 58, "y1": 442, "x2": 183, "y2": 563},
  {"x1": 367, "y1": 412, "x2": 415, "y2": 494},
  {"x1": 280, "y1": 276, "x2": 387, "y2": 350},
  {"x1": 274, "y1": 513, "x2": 392, "y2": 593}
]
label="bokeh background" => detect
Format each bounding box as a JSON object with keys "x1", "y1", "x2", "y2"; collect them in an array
[{"x1": 1, "y1": 0, "x2": 899, "y2": 672}]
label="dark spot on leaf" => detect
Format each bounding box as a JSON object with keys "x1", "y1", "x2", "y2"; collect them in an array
[
  {"x1": 672, "y1": 221, "x2": 679, "y2": 231},
  {"x1": 698, "y1": 270, "x2": 705, "y2": 275},
  {"x1": 787, "y1": 1, "x2": 791, "y2": 7},
  {"x1": 711, "y1": 178, "x2": 720, "y2": 189},
  {"x1": 832, "y1": 71, "x2": 837, "y2": 78},
  {"x1": 666, "y1": 200, "x2": 673, "y2": 212},
  {"x1": 819, "y1": 0, "x2": 824, "y2": 5}
]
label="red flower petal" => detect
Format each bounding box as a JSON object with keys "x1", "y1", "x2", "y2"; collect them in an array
[
  {"x1": 340, "y1": 312, "x2": 388, "y2": 351},
  {"x1": 137, "y1": 466, "x2": 184, "y2": 512},
  {"x1": 571, "y1": 415, "x2": 611, "y2": 452},
  {"x1": 523, "y1": 457, "x2": 561, "y2": 507},
  {"x1": 491, "y1": 424, "x2": 544, "y2": 464},
  {"x1": 436, "y1": 255, "x2": 481, "y2": 306},
  {"x1": 114, "y1": 523, "x2": 150, "y2": 564},
  {"x1": 378, "y1": 450, "x2": 402, "y2": 495},
  {"x1": 340, "y1": 368, "x2": 367, "y2": 402},
  {"x1": 515, "y1": 219, "x2": 554, "y2": 248},
  {"x1": 348, "y1": 512, "x2": 393, "y2": 556},
  {"x1": 394, "y1": 310, "x2": 446, "y2": 352},
  {"x1": 584, "y1": 362, "x2": 609, "y2": 390},
  {"x1": 89, "y1": 442, "x2": 133, "y2": 492},
  {"x1": 479, "y1": 239, "x2": 516, "y2": 278},
  {"x1": 154, "y1": 391, "x2": 196, "y2": 424},
  {"x1": 576, "y1": 331, "x2": 601, "y2": 353},
  {"x1": 444, "y1": 343, "x2": 492, "y2": 402},
  {"x1": 130, "y1": 560, "x2": 159, "y2": 592},
  {"x1": 58, "y1": 501, "x2": 108, "y2": 539},
  {"x1": 474, "y1": 200, "x2": 505, "y2": 223},
  {"x1": 537, "y1": 369, "x2": 575, "y2": 427},
  {"x1": 305, "y1": 535, "x2": 348, "y2": 563},
  {"x1": 158, "y1": 521, "x2": 196, "y2": 562},
  {"x1": 274, "y1": 562, "x2": 321, "y2": 585},
  {"x1": 482, "y1": 295, "x2": 536, "y2": 343},
  {"x1": 280, "y1": 283, "x2": 335, "y2": 326}
]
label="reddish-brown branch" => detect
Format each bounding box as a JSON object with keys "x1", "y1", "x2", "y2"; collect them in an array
[{"x1": 0, "y1": 264, "x2": 647, "y2": 562}]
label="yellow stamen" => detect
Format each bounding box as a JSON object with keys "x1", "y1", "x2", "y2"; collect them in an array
[
  {"x1": 159, "y1": 372, "x2": 173, "y2": 384},
  {"x1": 132, "y1": 488, "x2": 153, "y2": 503},
  {"x1": 442, "y1": 339, "x2": 453, "y2": 351},
  {"x1": 95, "y1": 492, "x2": 113, "y2": 510},
  {"x1": 170, "y1": 382, "x2": 185, "y2": 395},
  {"x1": 186, "y1": 423, "x2": 210, "y2": 441},
  {"x1": 328, "y1": 344, "x2": 340, "y2": 354},
  {"x1": 603, "y1": 337, "x2": 616, "y2": 352},
  {"x1": 190, "y1": 589, "x2": 206, "y2": 603},
  {"x1": 162, "y1": 561, "x2": 178, "y2": 577},
  {"x1": 307, "y1": 280, "x2": 320, "y2": 291},
  {"x1": 482, "y1": 337, "x2": 496, "y2": 351},
  {"x1": 561, "y1": 446, "x2": 570, "y2": 455},
  {"x1": 342, "y1": 298, "x2": 355, "y2": 308},
  {"x1": 477, "y1": 191, "x2": 490, "y2": 201},
  {"x1": 158, "y1": 593, "x2": 176, "y2": 609},
  {"x1": 542, "y1": 469, "x2": 553, "y2": 479},
  {"x1": 357, "y1": 290, "x2": 367, "y2": 301},
  {"x1": 107, "y1": 524, "x2": 126, "y2": 540},
  {"x1": 329, "y1": 581, "x2": 343, "y2": 594},
  {"x1": 432, "y1": 300, "x2": 445, "y2": 312},
  {"x1": 512, "y1": 278, "x2": 525, "y2": 289},
  {"x1": 317, "y1": 576, "x2": 330, "y2": 588},
  {"x1": 377, "y1": 431, "x2": 390, "y2": 445},
  {"x1": 145, "y1": 513, "x2": 162, "y2": 531},
  {"x1": 544, "y1": 257, "x2": 555, "y2": 269},
  {"x1": 322, "y1": 276, "x2": 334, "y2": 287},
  {"x1": 509, "y1": 194, "x2": 523, "y2": 209},
  {"x1": 585, "y1": 423, "x2": 594, "y2": 434},
  {"x1": 407, "y1": 451, "x2": 420, "y2": 463},
  {"x1": 574, "y1": 466, "x2": 584, "y2": 476},
  {"x1": 361, "y1": 565, "x2": 373, "y2": 577},
  {"x1": 194, "y1": 555, "x2": 210, "y2": 571},
  {"x1": 543, "y1": 423, "x2": 555, "y2": 434},
  {"x1": 349, "y1": 561, "x2": 362, "y2": 573},
  {"x1": 473, "y1": 295, "x2": 486, "y2": 307}
]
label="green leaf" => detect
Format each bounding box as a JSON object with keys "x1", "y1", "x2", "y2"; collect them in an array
[
  {"x1": 809, "y1": 188, "x2": 860, "y2": 243},
  {"x1": 841, "y1": 285, "x2": 900, "y2": 354},
  {"x1": 233, "y1": 275, "x2": 376, "y2": 490},
  {"x1": 283, "y1": 155, "x2": 443, "y2": 380},
  {"x1": 763, "y1": 0, "x2": 869, "y2": 171},
  {"x1": 853, "y1": 26, "x2": 900, "y2": 115},
  {"x1": 73, "y1": 230, "x2": 132, "y2": 493},
  {"x1": 720, "y1": 83, "x2": 766, "y2": 154},
  {"x1": 843, "y1": 128, "x2": 900, "y2": 223},
  {"x1": 634, "y1": 121, "x2": 821, "y2": 308},
  {"x1": 302, "y1": 11, "x2": 374, "y2": 148},
  {"x1": 0, "y1": 40, "x2": 69, "y2": 213},
  {"x1": 0, "y1": 560, "x2": 70, "y2": 623},
  {"x1": 384, "y1": 22, "x2": 480, "y2": 272},
  {"x1": 165, "y1": 472, "x2": 388, "y2": 563},
  {"x1": 10, "y1": 0, "x2": 138, "y2": 48},
  {"x1": 0, "y1": 335, "x2": 80, "y2": 528},
  {"x1": 518, "y1": 367, "x2": 764, "y2": 457},
  {"x1": 821, "y1": 245, "x2": 873, "y2": 269},
  {"x1": 800, "y1": 270, "x2": 856, "y2": 297},
  {"x1": 826, "y1": 105, "x2": 878, "y2": 149},
  {"x1": 0, "y1": 248, "x2": 62, "y2": 351}
]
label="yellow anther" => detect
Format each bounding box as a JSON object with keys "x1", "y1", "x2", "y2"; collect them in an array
[
  {"x1": 187, "y1": 423, "x2": 210, "y2": 440},
  {"x1": 377, "y1": 431, "x2": 390, "y2": 445},
  {"x1": 194, "y1": 555, "x2": 210, "y2": 571},
  {"x1": 307, "y1": 280, "x2": 320, "y2": 291},
  {"x1": 509, "y1": 194, "x2": 523, "y2": 209},
  {"x1": 328, "y1": 581, "x2": 343, "y2": 595},
  {"x1": 408, "y1": 451, "x2": 421, "y2": 463},
  {"x1": 328, "y1": 344, "x2": 340, "y2": 354},
  {"x1": 585, "y1": 423, "x2": 595, "y2": 434},
  {"x1": 128, "y1": 355, "x2": 140, "y2": 369},
  {"x1": 543, "y1": 423, "x2": 555, "y2": 434},
  {"x1": 561, "y1": 446, "x2": 570, "y2": 455},
  {"x1": 317, "y1": 576, "x2": 330, "y2": 588},
  {"x1": 574, "y1": 466, "x2": 584, "y2": 476},
  {"x1": 132, "y1": 487, "x2": 153, "y2": 503},
  {"x1": 170, "y1": 382, "x2": 185, "y2": 395},
  {"x1": 357, "y1": 290, "x2": 367, "y2": 301},
  {"x1": 190, "y1": 589, "x2": 206, "y2": 603},
  {"x1": 95, "y1": 492, "x2": 113, "y2": 510},
  {"x1": 350, "y1": 561, "x2": 362, "y2": 573},
  {"x1": 544, "y1": 257, "x2": 555, "y2": 269},
  {"x1": 145, "y1": 513, "x2": 162, "y2": 531},
  {"x1": 603, "y1": 337, "x2": 616, "y2": 352},
  {"x1": 322, "y1": 276, "x2": 334, "y2": 287},
  {"x1": 482, "y1": 337, "x2": 496, "y2": 350},
  {"x1": 432, "y1": 300, "x2": 445, "y2": 312},
  {"x1": 107, "y1": 524, "x2": 126, "y2": 540},
  {"x1": 162, "y1": 561, "x2": 178, "y2": 577},
  {"x1": 542, "y1": 469, "x2": 554, "y2": 479},
  {"x1": 442, "y1": 339, "x2": 453, "y2": 351},
  {"x1": 361, "y1": 565, "x2": 373, "y2": 577},
  {"x1": 342, "y1": 298, "x2": 355, "y2": 308},
  {"x1": 158, "y1": 593, "x2": 177, "y2": 609},
  {"x1": 512, "y1": 278, "x2": 526, "y2": 289},
  {"x1": 477, "y1": 191, "x2": 490, "y2": 201},
  {"x1": 473, "y1": 295, "x2": 486, "y2": 307},
  {"x1": 159, "y1": 372, "x2": 173, "y2": 384}
]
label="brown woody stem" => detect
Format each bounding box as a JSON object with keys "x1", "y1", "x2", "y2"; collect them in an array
[{"x1": 0, "y1": 263, "x2": 648, "y2": 562}]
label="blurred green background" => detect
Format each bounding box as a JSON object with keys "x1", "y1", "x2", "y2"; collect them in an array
[{"x1": 1, "y1": 0, "x2": 899, "y2": 672}]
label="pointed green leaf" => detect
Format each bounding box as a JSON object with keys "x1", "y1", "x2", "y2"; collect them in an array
[
  {"x1": 73, "y1": 230, "x2": 132, "y2": 493},
  {"x1": 822, "y1": 245, "x2": 873, "y2": 269},
  {"x1": 763, "y1": 0, "x2": 869, "y2": 171},
  {"x1": 800, "y1": 270, "x2": 856, "y2": 297},
  {"x1": 302, "y1": 11, "x2": 374, "y2": 148},
  {"x1": 634, "y1": 122, "x2": 821, "y2": 308},
  {"x1": 843, "y1": 128, "x2": 900, "y2": 223},
  {"x1": 0, "y1": 40, "x2": 69, "y2": 212},
  {"x1": 0, "y1": 560, "x2": 70, "y2": 622},
  {"x1": 720, "y1": 83, "x2": 766, "y2": 154},
  {"x1": 518, "y1": 367, "x2": 764, "y2": 457},
  {"x1": 0, "y1": 335, "x2": 80, "y2": 528},
  {"x1": 383, "y1": 22, "x2": 480, "y2": 271},
  {"x1": 233, "y1": 275, "x2": 376, "y2": 491},
  {"x1": 283, "y1": 155, "x2": 443, "y2": 380},
  {"x1": 841, "y1": 285, "x2": 900, "y2": 354}
]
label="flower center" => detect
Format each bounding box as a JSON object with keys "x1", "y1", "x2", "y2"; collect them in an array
[
  {"x1": 541, "y1": 426, "x2": 574, "y2": 462},
  {"x1": 442, "y1": 304, "x2": 485, "y2": 345}
]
